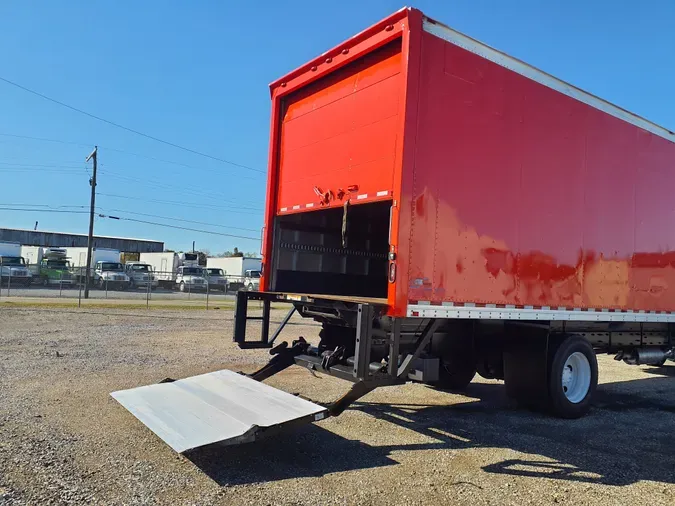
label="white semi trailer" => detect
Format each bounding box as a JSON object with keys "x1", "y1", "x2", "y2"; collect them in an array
[
  {"x1": 205, "y1": 257, "x2": 261, "y2": 290},
  {"x1": 139, "y1": 252, "x2": 199, "y2": 289}
]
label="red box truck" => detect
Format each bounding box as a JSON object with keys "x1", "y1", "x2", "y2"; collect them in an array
[{"x1": 113, "y1": 8, "x2": 675, "y2": 453}]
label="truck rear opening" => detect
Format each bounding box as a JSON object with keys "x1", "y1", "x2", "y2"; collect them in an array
[
  {"x1": 271, "y1": 201, "x2": 391, "y2": 299},
  {"x1": 264, "y1": 38, "x2": 403, "y2": 302}
]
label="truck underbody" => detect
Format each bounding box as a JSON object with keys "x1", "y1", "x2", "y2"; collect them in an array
[{"x1": 111, "y1": 286, "x2": 673, "y2": 454}]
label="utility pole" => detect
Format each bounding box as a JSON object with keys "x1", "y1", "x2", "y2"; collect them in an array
[{"x1": 84, "y1": 146, "x2": 97, "y2": 299}]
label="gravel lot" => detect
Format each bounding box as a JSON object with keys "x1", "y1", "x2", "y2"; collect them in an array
[
  {"x1": 1, "y1": 307, "x2": 674, "y2": 505},
  {"x1": 0, "y1": 286, "x2": 234, "y2": 301}
]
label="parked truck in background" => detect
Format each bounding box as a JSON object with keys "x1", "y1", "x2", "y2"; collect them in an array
[
  {"x1": 205, "y1": 257, "x2": 261, "y2": 291},
  {"x1": 20, "y1": 245, "x2": 42, "y2": 274},
  {"x1": 39, "y1": 248, "x2": 74, "y2": 287},
  {"x1": 66, "y1": 247, "x2": 121, "y2": 285},
  {"x1": 93, "y1": 261, "x2": 130, "y2": 290},
  {"x1": 203, "y1": 267, "x2": 229, "y2": 292},
  {"x1": 0, "y1": 241, "x2": 32, "y2": 286},
  {"x1": 124, "y1": 261, "x2": 158, "y2": 289},
  {"x1": 174, "y1": 265, "x2": 208, "y2": 292},
  {"x1": 113, "y1": 8, "x2": 675, "y2": 456},
  {"x1": 139, "y1": 252, "x2": 199, "y2": 289}
]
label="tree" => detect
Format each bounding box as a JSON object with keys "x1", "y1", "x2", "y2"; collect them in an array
[{"x1": 232, "y1": 247, "x2": 244, "y2": 258}]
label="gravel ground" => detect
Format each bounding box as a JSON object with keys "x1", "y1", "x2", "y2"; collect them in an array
[
  {"x1": 1, "y1": 307, "x2": 674, "y2": 505},
  {"x1": 0, "y1": 286, "x2": 234, "y2": 301}
]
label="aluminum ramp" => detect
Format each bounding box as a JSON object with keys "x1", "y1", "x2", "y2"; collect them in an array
[{"x1": 111, "y1": 369, "x2": 328, "y2": 453}]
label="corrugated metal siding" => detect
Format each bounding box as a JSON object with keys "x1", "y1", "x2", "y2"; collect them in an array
[{"x1": 0, "y1": 229, "x2": 163, "y2": 253}]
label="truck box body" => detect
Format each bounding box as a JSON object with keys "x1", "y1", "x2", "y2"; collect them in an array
[
  {"x1": 20, "y1": 245, "x2": 42, "y2": 266},
  {"x1": 139, "y1": 252, "x2": 180, "y2": 283},
  {"x1": 261, "y1": 7, "x2": 675, "y2": 320},
  {"x1": 206, "y1": 257, "x2": 262, "y2": 280},
  {"x1": 66, "y1": 247, "x2": 120, "y2": 267}
]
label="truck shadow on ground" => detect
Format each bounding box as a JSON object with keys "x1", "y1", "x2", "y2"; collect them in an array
[{"x1": 187, "y1": 372, "x2": 675, "y2": 487}]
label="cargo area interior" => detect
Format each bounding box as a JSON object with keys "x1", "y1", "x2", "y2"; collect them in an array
[{"x1": 270, "y1": 201, "x2": 391, "y2": 299}]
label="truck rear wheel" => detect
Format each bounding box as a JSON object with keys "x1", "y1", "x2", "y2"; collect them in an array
[{"x1": 548, "y1": 336, "x2": 598, "y2": 419}]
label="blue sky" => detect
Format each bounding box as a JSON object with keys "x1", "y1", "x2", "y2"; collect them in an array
[{"x1": 1, "y1": 0, "x2": 673, "y2": 254}]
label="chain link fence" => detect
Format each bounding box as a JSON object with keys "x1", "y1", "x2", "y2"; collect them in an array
[{"x1": 0, "y1": 261, "x2": 255, "y2": 309}]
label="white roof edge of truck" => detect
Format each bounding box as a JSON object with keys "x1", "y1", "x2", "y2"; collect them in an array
[{"x1": 422, "y1": 16, "x2": 675, "y2": 144}]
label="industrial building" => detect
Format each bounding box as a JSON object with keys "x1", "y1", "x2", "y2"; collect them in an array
[{"x1": 0, "y1": 227, "x2": 163, "y2": 253}]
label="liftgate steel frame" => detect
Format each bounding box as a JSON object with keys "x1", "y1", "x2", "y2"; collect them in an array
[{"x1": 233, "y1": 290, "x2": 441, "y2": 415}]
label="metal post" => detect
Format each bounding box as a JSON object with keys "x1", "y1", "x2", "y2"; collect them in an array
[
  {"x1": 0, "y1": 258, "x2": 3, "y2": 299},
  {"x1": 78, "y1": 269, "x2": 82, "y2": 308},
  {"x1": 7, "y1": 267, "x2": 11, "y2": 296},
  {"x1": 354, "y1": 304, "x2": 374, "y2": 380},
  {"x1": 105, "y1": 278, "x2": 108, "y2": 298},
  {"x1": 206, "y1": 279, "x2": 209, "y2": 310},
  {"x1": 146, "y1": 278, "x2": 150, "y2": 310},
  {"x1": 59, "y1": 271, "x2": 63, "y2": 297},
  {"x1": 233, "y1": 292, "x2": 248, "y2": 345},
  {"x1": 188, "y1": 277, "x2": 191, "y2": 300},
  {"x1": 261, "y1": 299, "x2": 271, "y2": 344},
  {"x1": 84, "y1": 146, "x2": 97, "y2": 299},
  {"x1": 388, "y1": 318, "x2": 402, "y2": 377}
]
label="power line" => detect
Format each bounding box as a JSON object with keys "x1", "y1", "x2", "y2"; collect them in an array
[
  {"x1": 0, "y1": 204, "x2": 88, "y2": 209},
  {"x1": 97, "y1": 169, "x2": 263, "y2": 210},
  {"x1": 0, "y1": 205, "x2": 261, "y2": 240},
  {"x1": 0, "y1": 132, "x2": 265, "y2": 179},
  {"x1": 102, "y1": 208, "x2": 260, "y2": 232},
  {"x1": 0, "y1": 160, "x2": 85, "y2": 168},
  {"x1": 0, "y1": 202, "x2": 260, "y2": 232},
  {"x1": 98, "y1": 213, "x2": 259, "y2": 240},
  {"x1": 0, "y1": 132, "x2": 91, "y2": 148},
  {"x1": 0, "y1": 76, "x2": 265, "y2": 174},
  {"x1": 0, "y1": 206, "x2": 89, "y2": 214},
  {"x1": 97, "y1": 192, "x2": 264, "y2": 213}
]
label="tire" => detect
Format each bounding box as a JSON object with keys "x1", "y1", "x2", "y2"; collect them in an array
[
  {"x1": 548, "y1": 336, "x2": 598, "y2": 419},
  {"x1": 98, "y1": 278, "x2": 105, "y2": 289},
  {"x1": 129, "y1": 279, "x2": 136, "y2": 289},
  {"x1": 429, "y1": 332, "x2": 476, "y2": 390},
  {"x1": 179, "y1": 281, "x2": 186, "y2": 293}
]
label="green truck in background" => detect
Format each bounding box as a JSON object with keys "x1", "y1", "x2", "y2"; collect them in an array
[{"x1": 37, "y1": 248, "x2": 74, "y2": 286}]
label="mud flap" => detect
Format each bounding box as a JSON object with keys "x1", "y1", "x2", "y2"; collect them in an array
[{"x1": 111, "y1": 369, "x2": 328, "y2": 453}]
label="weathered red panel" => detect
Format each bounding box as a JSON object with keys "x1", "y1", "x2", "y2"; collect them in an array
[
  {"x1": 408, "y1": 28, "x2": 675, "y2": 312},
  {"x1": 263, "y1": 8, "x2": 675, "y2": 315}
]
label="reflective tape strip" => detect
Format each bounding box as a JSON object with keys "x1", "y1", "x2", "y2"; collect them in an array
[{"x1": 406, "y1": 304, "x2": 675, "y2": 322}]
